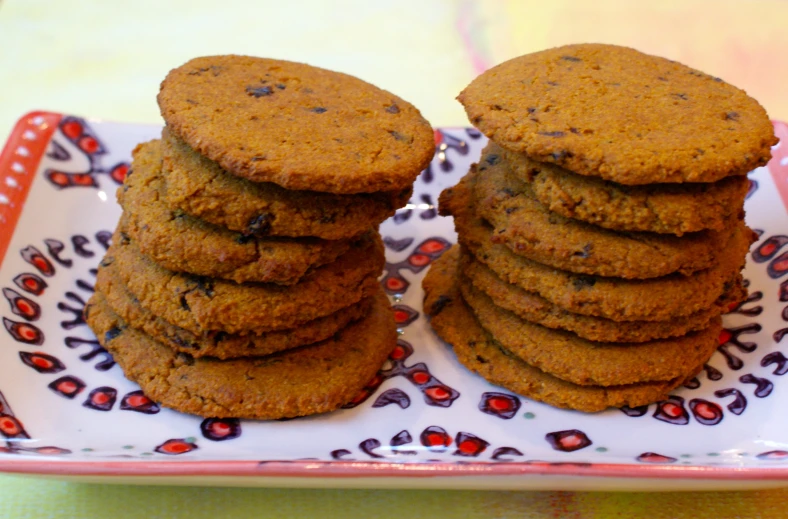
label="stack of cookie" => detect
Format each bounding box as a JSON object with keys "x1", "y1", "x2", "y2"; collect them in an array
[
  {"x1": 424, "y1": 44, "x2": 776, "y2": 412},
  {"x1": 86, "y1": 55, "x2": 434, "y2": 419}
]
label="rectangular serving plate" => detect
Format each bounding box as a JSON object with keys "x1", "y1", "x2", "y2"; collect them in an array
[{"x1": 1, "y1": 112, "x2": 788, "y2": 491}]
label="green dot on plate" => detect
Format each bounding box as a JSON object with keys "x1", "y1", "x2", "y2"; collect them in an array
[
  {"x1": 123, "y1": 445, "x2": 134, "y2": 450},
  {"x1": 523, "y1": 412, "x2": 535, "y2": 419},
  {"x1": 141, "y1": 452, "x2": 153, "y2": 456},
  {"x1": 680, "y1": 454, "x2": 692, "y2": 458},
  {"x1": 595, "y1": 447, "x2": 608, "y2": 453},
  {"x1": 708, "y1": 452, "x2": 720, "y2": 457},
  {"x1": 81, "y1": 448, "x2": 93, "y2": 452},
  {"x1": 184, "y1": 437, "x2": 197, "y2": 443}
]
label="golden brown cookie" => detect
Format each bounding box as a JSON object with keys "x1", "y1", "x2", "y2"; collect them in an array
[
  {"x1": 439, "y1": 178, "x2": 755, "y2": 321},
  {"x1": 86, "y1": 288, "x2": 396, "y2": 419},
  {"x1": 459, "y1": 246, "x2": 744, "y2": 343},
  {"x1": 120, "y1": 140, "x2": 352, "y2": 284},
  {"x1": 461, "y1": 272, "x2": 722, "y2": 386},
  {"x1": 458, "y1": 44, "x2": 776, "y2": 184},
  {"x1": 161, "y1": 129, "x2": 411, "y2": 240},
  {"x1": 158, "y1": 55, "x2": 435, "y2": 194},
  {"x1": 499, "y1": 147, "x2": 749, "y2": 236},
  {"x1": 109, "y1": 224, "x2": 383, "y2": 335},
  {"x1": 94, "y1": 267, "x2": 373, "y2": 360},
  {"x1": 471, "y1": 148, "x2": 728, "y2": 279},
  {"x1": 422, "y1": 252, "x2": 698, "y2": 412}
]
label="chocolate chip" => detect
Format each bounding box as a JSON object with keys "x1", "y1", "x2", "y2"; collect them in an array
[
  {"x1": 569, "y1": 127, "x2": 579, "y2": 134},
  {"x1": 104, "y1": 327, "x2": 122, "y2": 342},
  {"x1": 430, "y1": 295, "x2": 452, "y2": 315},
  {"x1": 195, "y1": 278, "x2": 214, "y2": 297},
  {"x1": 657, "y1": 76, "x2": 668, "y2": 81},
  {"x1": 310, "y1": 107, "x2": 327, "y2": 113},
  {"x1": 492, "y1": 104, "x2": 504, "y2": 110},
  {"x1": 99, "y1": 257, "x2": 114, "y2": 267},
  {"x1": 485, "y1": 154, "x2": 500, "y2": 165},
  {"x1": 235, "y1": 234, "x2": 252, "y2": 244},
  {"x1": 247, "y1": 213, "x2": 272, "y2": 235},
  {"x1": 213, "y1": 332, "x2": 228, "y2": 345},
  {"x1": 389, "y1": 130, "x2": 409, "y2": 142},
  {"x1": 547, "y1": 81, "x2": 559, "y2": 86},
  {"x1": 386, "y1": 104, "x2": 400, "y2": 114},
  {"x1": 551, "y1": 150, "x2": 573, "y2": 161},
  {"x1": 725, "y1": 111, "x2": 740, "y2": 121},
  {"x1": 527, "y1": 107, "x2": 537, "y2": 114},
  {"x1": 572, "y1": 276, "x2": 597, "y2": 290},
  {"x1": 180, "y1": 295, "x2": 190, "y2": 311},
  {"x1": 276, "y1": 83, "x2": 286, "y2": 90},
  {"x1": 251, "y1": 156, "x2": 266, "y2": 162},
  {"x1": 302, "y1": 87, "x2": 314, "y2": 94},
  {"x1": 246, "y1": 85, "x2": 273, "y2": 97},
  {"x1": 671, "y1": 93, "x2": 689, "y2": 101},
  {"x1": 505, "y1": 207, "x2": 519, "y2": 215},
  {"x1": 572, "y1": 244, "x2": 592, "y2": 259},
  {"x1": 502, "y1": 187, "x2": 515, "y2": 196},
  {"x1": 168, "y1": 334, "x2": 195, "y2": 350},
  {"x1": 539, "y1": 131, "x2": 565, "y2": 137},
  {"x1": 561, "y1": 56, "x2": 582, "y2": 62},
  {"x1": 186, "y1": 99, "x2": 198, "y2": 105},
  {"x1": 119, "y1": 232, "x2": 130, "y2": 245},
  {"x1": 476, "y1": 355, "x2": 488, "y2": 364},
  {"x1": 188, "y1": 67, "x2": 210, "y2": 76}
]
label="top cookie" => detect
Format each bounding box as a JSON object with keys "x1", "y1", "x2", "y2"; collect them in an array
[
  {"x1": 158, "y1": 55, "x2": 435, "y2": 194},
  {"x1": 458, "y1": 44, "x2": 777, "y2": 184}
]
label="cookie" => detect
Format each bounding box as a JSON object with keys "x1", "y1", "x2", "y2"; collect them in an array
[
  {"x1": 439, "y1": 179, "x2": 755, "y2": 321},
  {"x1": 472, "y1": 148, "x2": 727, "y2": 279},
  {"x1": 110, "y1": 224, "x2": 384, "y2": 334},
  {"x1": 158, "y1": 55, "x2": 435, "y2": 194},
  {"x1": 458, "y1": 246, "x2": 744, "y2": 343},
  {"x1": 162, "y1": 129, "x2": 411, "y2": 240},
  {"x1": 86, "y1": 288, "x2": 396, "y2": 419},
  {"x1": 422, "y1": 252, "x2": 698, "y2": 412},
  {"x1": 94, "y1": 267, "x2": 372, "y2": 360},
  {"x1": 458, "y1": 43, "x2": 776, "y2": 184},
  {"x1": 460, "y1": 270, "x2": 722, "y2": 386},
  {"x1": 120, "y1": 140, "x2": 352, "y2": 284},
  {"x1": 500, "y1": 147, "x2": 749, "y2": 236}
]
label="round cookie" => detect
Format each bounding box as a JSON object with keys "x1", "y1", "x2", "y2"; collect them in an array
[
  {"x1": 109, "y1": 224, "x2": 384, "y2": 335},
  {"x1": 458, "y1": 247, "x2": 744, "y2": 343},
  {"x1": 422, "y1": 252, "x2": 697, "y2": 412},
  {"x1": 162, "y1": 129, "x2": 411, "y2": 240},
  {"x1": 94, "y1": 268, "x2": 372, "y2": 360},
  {"x1": 499, "y1": 147, "x2": 749, "y2": 236},
  {"x1": 439, "y1": 178, "x2": 755, "y2": 321},
  {"x1": 121, "y1": 140, "x2": 352, "y2": 284},
  {"x1": 158, "y1": 55, "x2": 435, "y2": 194},
  {"x1": 472, "y1": 148, "x2": 727, "y2": 279},
  {"x1": 458, "y1": 43, "x2": 777, "y2": 184},
  {"x1": 86, "y1": 289, "x2": 396, "y2": 419},
  {"x1": 460, "y1": 274, "x2": 722, "y2": 387}
]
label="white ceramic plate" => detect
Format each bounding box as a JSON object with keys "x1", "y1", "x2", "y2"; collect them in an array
[{"x1": 1, "y1": 112, "x2": 788, "y2": 491}]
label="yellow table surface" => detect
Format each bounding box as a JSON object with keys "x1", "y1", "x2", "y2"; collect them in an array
[{"x1": 2, "y1": 0, "x2": 788, "y2": 516}]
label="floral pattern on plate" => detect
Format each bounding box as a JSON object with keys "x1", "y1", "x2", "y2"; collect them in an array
[{"x1": 1, "y1": 112, "x2": 787, "y2": 488}]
